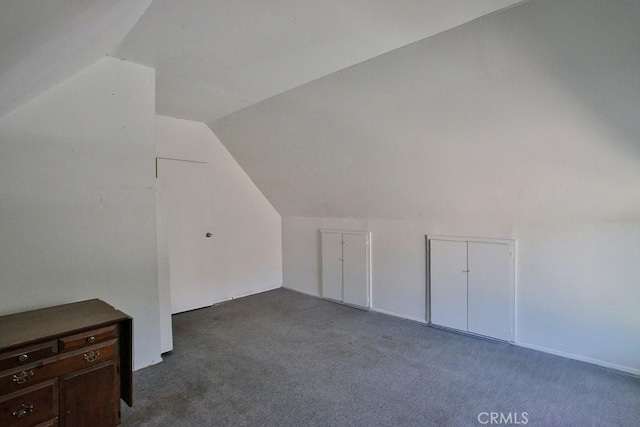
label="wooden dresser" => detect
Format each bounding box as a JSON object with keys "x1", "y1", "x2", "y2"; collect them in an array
[{"x1": 0, "y1": 299, "x2": 133, "y2": 427}]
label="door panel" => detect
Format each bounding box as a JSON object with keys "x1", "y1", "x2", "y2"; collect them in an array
[
  {"x1": 467, "y1": 242, "x2": 512, "y2": 341},
  {"x1": 157, "y1": 159, "x2": 214, "y2": 314},
  {"x1": 61, "y1": 362, "x2": 118, "y2": 427},
  {"x1": 342, "y1": 233, "x2": 368, "y2": 308},
  {"x1": 321, "y1": 232, "x2": 343, "y2": 302},
  {"x1": 430, "y1": 240, "x2": 468, "y2": 331}
]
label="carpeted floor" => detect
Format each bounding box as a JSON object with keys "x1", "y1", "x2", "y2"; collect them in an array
[{"x1": 121, "y1": 288, "x2": 640, "y2": 426}]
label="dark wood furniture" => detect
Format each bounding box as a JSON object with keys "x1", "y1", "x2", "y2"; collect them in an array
[{"x1": 0, "y1": 299, "x2": 133, "y2": 426}]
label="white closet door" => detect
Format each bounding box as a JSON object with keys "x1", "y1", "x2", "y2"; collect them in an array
[
  {"x1": 342, "y1": 233, "x2": 368, "y2": 308},
  {"x1": 430, "y1": 240, "x2": 468, "y2": 331},
  {"x1": 321, "y1": 232, "x2": 343, "y2": 301},
  {"x1": 467, "y1": 242, "x2": 512, "y2": 341}
]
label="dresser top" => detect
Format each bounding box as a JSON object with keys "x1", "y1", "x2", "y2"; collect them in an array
[{"x1": 0, "y1": 299, "x2": 131, "y2": 351}]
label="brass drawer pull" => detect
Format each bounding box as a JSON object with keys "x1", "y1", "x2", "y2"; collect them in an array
[
  {"x1": 18, "y1": 354, "x2": 28, "y2": 362},
  {"x1": 12, "y1": 370, "x2": 34, "y2": 384},
  {"x1": 83, "y1": 350, "x2": 100, "y2": 362},
  {"x1": 12, "y1": 404, "x2": 34, "y2": 418},
  {"x1": 87, "y1": 336, "x2": 96, "y2": 343}
]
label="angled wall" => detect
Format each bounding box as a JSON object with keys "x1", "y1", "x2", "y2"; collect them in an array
[{"x1": 0, "y1": 57, "x2": 162, "y2": 370}]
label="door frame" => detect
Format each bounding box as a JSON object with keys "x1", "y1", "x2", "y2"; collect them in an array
[{"x1": 425, "y1": 235, "x2": 516, "y2": 342}]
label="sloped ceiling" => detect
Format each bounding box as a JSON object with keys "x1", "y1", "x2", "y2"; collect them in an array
[
  {"x1": 3, "y1": 1, "x2": 637, "y2": 224},
  {"x1": 211, "y1": 0, "x2": 640, "y2": 222},
  {"x1": 114, "y1": 0, "x2": 524, "y2": 122},
  {"x1": 0, "y1": 0, "x2": 154, "y2": 118}
]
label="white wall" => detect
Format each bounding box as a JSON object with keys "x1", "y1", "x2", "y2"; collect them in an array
[
  {"x1": 156, "y1": 116, "x2": 282, "y2": 338},
  {"x1": 0, "y1": 57, "x2": 162, "y2": 370},
  {"x1": 283, "y1": 217, "x2": 640, "y2": 374},
  {"x1": 515, "y1": 223, "x2": 640, "y2": 374}
]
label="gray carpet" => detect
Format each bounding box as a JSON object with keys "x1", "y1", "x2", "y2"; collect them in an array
[{"x1": 121, "y1": 288, "x2": 640, "y2": 426}]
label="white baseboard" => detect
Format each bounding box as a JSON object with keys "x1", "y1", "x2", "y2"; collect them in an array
[
  {"x1": 281, "y1": 286, "x2": 321, "y2": 298},
  {"x1": 134, "y1": 356, "x2": 163, "y2": 372},
  {"x1": 209, "y1": 285, "x2": 283, "y2": 306},
  {"x1": 230, "y1": 285, "x2": 282, "y2": 300},
  {"x1": 370, "y1": 307, "x2": 427, "y2": 324},
  {"x1": 282, "y1": 289, "x2": 425, "y2": 325},
  {"x1": 515, "y1": 341, "x2": 640, "y2": 377}
]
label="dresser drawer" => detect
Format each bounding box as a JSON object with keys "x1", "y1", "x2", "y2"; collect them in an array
[
  {"x1": 0, "y1": 341, "x2": 58, "y2": 373},
  {"x1": 0, "y1": 340, "x2": 117, "y2": 395},
  {"x1": 59, "y1": 326, "x2": 117, "y2": 352},
  {"x1": 0, "y1": 379, "x2": 58, "y2": 427}
]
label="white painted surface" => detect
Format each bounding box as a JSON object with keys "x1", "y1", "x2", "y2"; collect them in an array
[
  {"x1": 115, "y1": 0, "x2": 522, "y2": 122},
  {"x1": 283, "y1": 217, "x2": 326, "y2": 297},
  {"x1": 516, "y1": 342, "x2": 640, "y2": 377},
  {"x1": 321, "y1": 232, "x2": 343, "y2": 301},
  {"x1": 429, "y1": 240, "x2": 468, "y2": 331},
  {"x1": 157, "y1": 160, "x2": 214, "y2": 314},
  {"x1": 428, "y1": 236, "x2": 515, "y2": 340},
  {"x1": 155, "y1": 176, "x2": 173, "y2": 353},
  {"x1": 342, "y1": 233, "x2": 369, "y2": 308},
  {"x1": 0, "y1": 58, "x2": 162, "y2": 370},
  {"x1": 369, "y1": 307, "x2": 426, "y2": 325},
  {"x1": 155, "y1": 116, "x2": 282, "y2": 315},
  {"x1": 213, "y1": 0, "x2": 640, "y2": 222},
  {"x1": 515, "y1": 223, "x2": 640, "y2": 373},
  {"x1": 0, "y1": 0, "x2": 154, "y2": 118},
  {"x1": 467, "y1": 242, "x2": 512, "y2": 341}
]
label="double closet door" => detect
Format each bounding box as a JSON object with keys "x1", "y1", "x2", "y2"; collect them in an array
[
  {"x1": 429, "y1": 237, "x2": 514, "y2": 342},
  {"x1": 321, "y1": 230, "x2": 371, "y2": 309}
]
